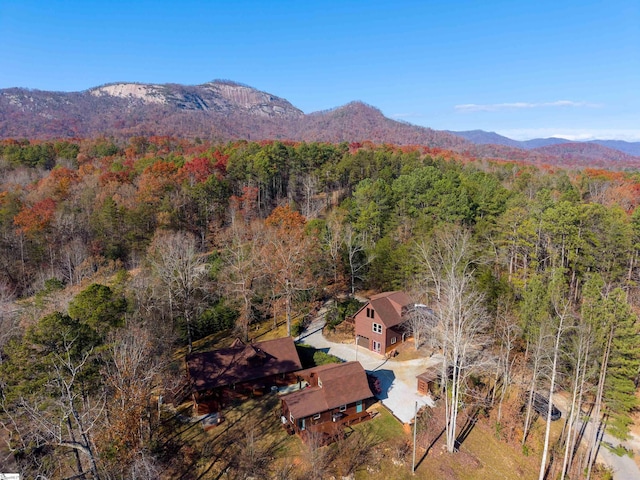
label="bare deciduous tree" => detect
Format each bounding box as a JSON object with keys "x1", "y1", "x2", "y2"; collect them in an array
[
  {"x1": 322, "y1": 214, "x2": 344, "y2": 286},
  {"x1": 405, "y1": 303, "x2": 437, "y2": 351},
  {"x1": 300, "y1": 174, "x2": 321, "y2": 219},
  {"x1": 343, "y1": 224, "x2": 374, "y2": 296},
  {"x1": 492, "y1": 301, "x2": 521, "y2": 422},
  {"x1": 415, "y1": 226, "x2": 491, "y2": 453},
  {"x1": 60, "y1": 236, "x2": 89, "y2": 286},
  {"x1": 0, "y1": 281, "x2": 20, "y2": 364},
  {"x1": 263, "y1": 206, "x2": 316, "y2": 336},
  {"x1": 147, "y1": 230, "x2": 207, "y2": 352},
  {"x1": 98, "y1": 325, "x2": 162, "y2": 474},
  {"x1": 220, "y1": 223, "x2": 265, "y2": 340},
  {"x1": 3, "y1": 340, "x2": 104, "y2": 479},
  {"x1": 539, "y1": 281, "x2": 571, "y2": 480}
]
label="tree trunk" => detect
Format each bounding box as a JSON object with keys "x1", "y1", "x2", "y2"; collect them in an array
[
  {"x1": 585, "y1": 324, "x2": 613, "y2": 480},
  {"x1": 561, "y1": 330, "x2": 587, "y2": 480},
  {"x1": 523, "y1": 332, "x2": 544, "y2": 445},
  {"x1": 539, "y1": 309, "x2": 564, "y2": 480}
]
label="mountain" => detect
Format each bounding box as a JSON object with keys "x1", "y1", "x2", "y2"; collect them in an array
[
  {"x1": 451, "y1": 129, "x2": 640, "y2": 157},
  {"x1": 531, "y1": 142, "x2": 640, "y2": 165},
  {"x1": 450, "y1": 129, "x2": 640, "y2": 167},
  {"x1": 0, "y1": 81, "x2": 303, "y2": 139},
  {"x1": 446, "y1": 130, "x2": 523, "y2": 148},
  {"x1": 1, "y1": 81, "x2": 639, "y2": 167},
  {"x1": 290, "y1": 102, "x2": 469, "y2": 149},
  {"x1": 0, "y1": 82, "x2": 467, "y2": 149},
  {"x1": 588, "y1": 140, "x2": 640, "y2": 157},
  {"x1": 452, "y1": 130, "x2": 574, "y2": 150}
]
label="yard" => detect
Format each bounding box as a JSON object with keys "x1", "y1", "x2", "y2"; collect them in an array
[
  {"x1": 162, "y1": 325, "x2": 612, "y2": 480},
  {"x1": 155, "y1": 388, "x2": 614, "y2": 480}
]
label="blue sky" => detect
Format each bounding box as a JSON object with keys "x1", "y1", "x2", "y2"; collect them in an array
[{"x1": 1, "y1": 0, "x2": 639, "y2": 140}]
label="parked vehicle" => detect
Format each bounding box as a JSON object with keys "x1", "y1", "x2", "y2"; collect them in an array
[{"x1": 529, "y1": 392, "x2": 561, "y2": 421}]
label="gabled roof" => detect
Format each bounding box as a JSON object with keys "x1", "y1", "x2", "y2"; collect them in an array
[
  {"x1": 358, "y1": 291, "x2": 413, "y2": 328},
  {"x1": 283, "y1": 361, "x2": 374, "y2": 418},
  {"x1": 417, "y1": 366, "x2": 440, "y2": 383},
  {"x1": 187, "y1": 337, "x2": 302, "y2": 392}
]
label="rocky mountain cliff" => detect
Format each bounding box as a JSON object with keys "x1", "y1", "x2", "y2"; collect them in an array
[
  {"x1": 88, "y1": 81, "x2": 304, "y2": 117},
  {"x1": 0, "y1": 80, "x2": 303, "y2": 139}
]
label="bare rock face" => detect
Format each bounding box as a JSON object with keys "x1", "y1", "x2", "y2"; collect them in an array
[
  {"x1": 201, "y1": 82, "x2": 303, "y2": 118},
  {"x1": 89, "y1": 84, "x2": 168, "y2": 105},
  {"x1": 86, "y1": 81, "x2": 304, "y2": 118}
]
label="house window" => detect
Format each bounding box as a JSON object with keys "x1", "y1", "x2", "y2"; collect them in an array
[
  {"x1": 339, "y1": 404, "x2": 347, "y2": 412},
  {"x1": 318, "y1": 378, "x2": 323, "y2": 388},
  {"x1": 313, "y1": 413, "x2": 321, "y2": 420},
  {"x1": 290, "y1": 412, "x2": 294, "y2": 423},
  {"x1": 391, "y1": 336, "x2": 397, "y2": 345},
  {"x1": 372, "y1": 323, "x2": 382, "y2": 334},
  {"x1": 366, "y1": 307, "x2": 375, "y2": 319}
]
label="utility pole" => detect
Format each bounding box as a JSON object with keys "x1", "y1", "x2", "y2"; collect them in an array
[{"x1": 412, "y1": 400, "x2": 418, "y2": 474}]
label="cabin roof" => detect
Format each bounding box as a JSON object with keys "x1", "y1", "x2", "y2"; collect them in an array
[{"x1": 187, "y1": 337, "x2": 302, "y2": 391}]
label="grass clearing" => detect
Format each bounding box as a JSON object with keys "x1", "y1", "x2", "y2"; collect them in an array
[
  {"x1": 350, "y1": 404, "x2": 565, "y2": 480},
  {"x1": 359, "y1": 402, "x2": 406, "y2": 442},
  {"x1": 158, "y1": 387, "x2": 579, "y2": 480}
]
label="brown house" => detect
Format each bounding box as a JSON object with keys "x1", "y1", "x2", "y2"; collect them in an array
[
  {"x1": 187, "y1": 337, "x2": 302, "y2": 415},
  {"x1": 353, "y1": 291, "x2": 414, "y2": 354},
  {"x1": 281, "y1": 361, "x2": 375, "y2": 441}
]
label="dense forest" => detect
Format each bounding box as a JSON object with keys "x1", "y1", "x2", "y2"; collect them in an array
[{"x1": 1, "y1": 136, "x2": 639, "y2": 479}]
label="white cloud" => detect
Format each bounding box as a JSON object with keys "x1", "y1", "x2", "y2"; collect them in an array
[{"x1": 455, "y1": 100, "x2": 600, "y2": 112}]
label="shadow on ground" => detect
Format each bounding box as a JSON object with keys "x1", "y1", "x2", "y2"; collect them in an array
[{"x1": 369, "y1": 369, "x2": 395, "y2": 401}]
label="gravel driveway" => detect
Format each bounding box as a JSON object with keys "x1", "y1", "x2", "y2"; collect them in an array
[{"x1": 296, "y1": 304, "x2": 442, "y2": 423}]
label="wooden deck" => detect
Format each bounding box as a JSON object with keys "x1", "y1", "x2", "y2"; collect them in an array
[{"x1": 295, "y1": 410, "x2": 375, "y2": 444}]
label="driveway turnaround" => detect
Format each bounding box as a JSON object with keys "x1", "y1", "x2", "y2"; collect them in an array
[{"x1": 296, "y1": 306, "x2": 441, "y2": 424}]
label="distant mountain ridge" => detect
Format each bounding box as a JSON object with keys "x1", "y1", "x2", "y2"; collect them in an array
[
  {"x1": 451, "y1": 129, "x2": 640, "y2": 156},
  {"x1": 1, "y1": 81, "x2": 639, "y2": 167}
]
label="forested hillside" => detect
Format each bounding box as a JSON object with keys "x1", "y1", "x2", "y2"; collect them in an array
[
  {"x1": 4, "y1": 82, "x2": 640, "y2": 169},
  {"x1": 1, "y1": 136, "x2": 639, "y2": 478}
]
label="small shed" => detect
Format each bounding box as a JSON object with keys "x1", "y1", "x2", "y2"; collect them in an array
[{"x1": 416, "y1": 367, "x2": 439, "y2": 396}]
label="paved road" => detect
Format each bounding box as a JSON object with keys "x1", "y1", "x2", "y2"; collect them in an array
[
  {"x1": 551, "y1": 394, "x2": 640, "y2": 479},
  {"x1": 296, "y1": 303, "x2": 442, "y2": 423},
  {"x1": 578, "y1": 414, "x2": 640, "y2": 479},
  {"x1": 597, "y1": 434, "x2": 640, "y2": 480}
]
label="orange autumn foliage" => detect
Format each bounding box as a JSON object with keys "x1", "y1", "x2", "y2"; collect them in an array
[
  {"x1": 14, "y1": 198, "x2": 56, "y2": 235},
  {"x1": 265, "y1": 204, "x2": 306, "y2": 235}
]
